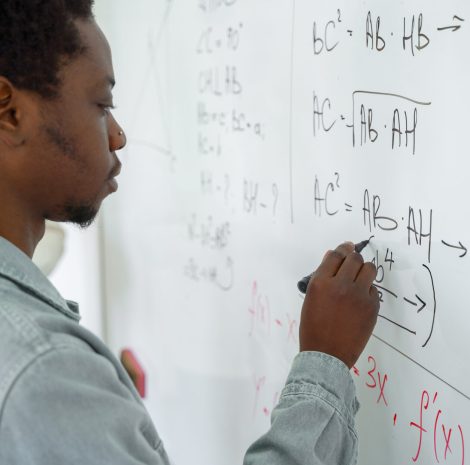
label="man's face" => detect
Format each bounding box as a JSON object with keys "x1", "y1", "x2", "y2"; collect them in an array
[{"x1": 19, "y1": 19, "x2": 125, "y2": 228}]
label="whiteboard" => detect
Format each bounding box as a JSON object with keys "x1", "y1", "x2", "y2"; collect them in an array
[{"x1": 98, "y1": 1, "x2": 470, "y2": 464}]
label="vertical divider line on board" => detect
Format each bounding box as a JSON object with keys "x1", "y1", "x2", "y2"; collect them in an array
[
  {"x1": 288, "y1": 0, "x2": 297, "y2": 224},
  {"x1": 98, "y1": 212, "x2": 110, "y2": 345}
]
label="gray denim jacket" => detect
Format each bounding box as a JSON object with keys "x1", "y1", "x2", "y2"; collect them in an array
[{"x1": 0, "y1": 236, "x2": 359, "y2": 464}]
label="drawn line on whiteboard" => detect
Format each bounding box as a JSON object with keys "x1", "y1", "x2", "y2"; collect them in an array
[
  {"x1": 374, "y1": 284, "x2": 398, "y2": 298},
  {"x1": 377, "y1": 314, "x2": 416, "y2": 335},
  {"x1": 151, "y1": 1, "x2": 173, "y2": 146},
  {"x1": 372, "y1": 334, "x2": 470, "y2": 402},
  {"x1": 128, "y1": 1, "x2": 174, "y2": 158},
  {"x1": 353, "y1": 90, "x2": 432, "y2": 106},
  {"x1": 287, "y1": 0, "x2": 296, "y2": 224}
]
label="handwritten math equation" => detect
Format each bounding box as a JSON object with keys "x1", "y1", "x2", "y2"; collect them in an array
[
  {"x1": 313, "y1": 10, "x2": 465, "y2": 57},
  {"x1": 356, "y1": 354, "x2": 466, "y2": 464},
  {"x1": 178, "y1": 5, "x2": 470, "y2": 465},
  {"x1": 194, "y1": 10, "x2": 280, "y2": 221},
  {"x1": 198, "y1": 0, "x2": 238, "y2": 14},
  {"x1": 196, "y1": 19, "x2": 267, "y2": 158},
  {"x1": 247, "y1": 280, "x2": 298, "y2": 345},
  {"x1": 308, "y1": 4, "x2": 470, "y2": 464},
  {"x1": 312, "y1": 172, "x2": 466, "y2": 264},
  {"x1": 313, "y1": 172, "x2": 468, "y2": 262},
  {"x1": 311, "y1": 9, "x2": 465, "y2": 155},
  {"x1": 310, "y1": 170, "x2": 470, "y2": 347},
  {"x1": 313, "y1": 90, "x2": 430, "y2": 156},
  {"x1": 184, "y1": 2, "x2": 288, "y2": 294}
]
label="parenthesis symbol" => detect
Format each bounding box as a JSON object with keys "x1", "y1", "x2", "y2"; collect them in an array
[{"x1": 421, "y1": 264, "x2": 436, "y2": 348}]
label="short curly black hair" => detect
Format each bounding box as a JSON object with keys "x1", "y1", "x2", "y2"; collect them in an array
[{"x1": 0, "y1": 0, "x2": 95, "y2": 99}]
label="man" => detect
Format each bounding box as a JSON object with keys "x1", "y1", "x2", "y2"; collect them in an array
[{"x1": 0, "y1": 1, "x2": 380, "y2": 464}]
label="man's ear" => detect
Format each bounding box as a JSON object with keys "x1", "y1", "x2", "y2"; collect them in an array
[{"x1": 0, "y1": 78, "x2": 25, "y2": 147}]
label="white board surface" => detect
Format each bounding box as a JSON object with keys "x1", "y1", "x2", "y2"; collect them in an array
[{"x1": 98, "y1": 1, "x2": 470, "y2": 463}]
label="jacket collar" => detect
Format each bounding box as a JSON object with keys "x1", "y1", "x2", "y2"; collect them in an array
[{"x1": 0, "y1": 236, "x2": 80, "y2": 321}]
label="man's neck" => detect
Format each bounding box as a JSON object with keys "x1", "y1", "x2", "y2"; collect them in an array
[{"x1": 0, "y1": 195, "x2": 45, "y2": 258}]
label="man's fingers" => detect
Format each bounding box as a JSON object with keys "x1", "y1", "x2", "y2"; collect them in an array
[
  {"x1": 356, "y1": 261, "x2": 378, "y2": 287},
  {"x1": 316, "y1": 242, "x2": 355, "y2": 277},
  {"x1": 336, "y1": 252, "x2": 364, "y2": 281}
]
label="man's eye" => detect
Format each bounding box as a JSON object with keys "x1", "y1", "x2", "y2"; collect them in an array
[{"x1": 99, "y1": 103, "x2": 116, "y2": 114}]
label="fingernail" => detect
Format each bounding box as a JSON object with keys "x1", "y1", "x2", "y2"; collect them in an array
[{"x1": 345, "y1": 241, "x2": 355, "y2": 248}]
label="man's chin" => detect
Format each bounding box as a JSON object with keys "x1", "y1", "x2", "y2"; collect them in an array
[
  {"x1": 62, "y1": 204, "x2": 99, "y2": 229},
  {"x1": 70, "y1": 215, "x2": 98, "y2": 229}
]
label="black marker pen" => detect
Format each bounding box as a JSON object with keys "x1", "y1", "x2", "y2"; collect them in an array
[{"x1": 297, "y1": 239, "x2": 371, "y2": 294}]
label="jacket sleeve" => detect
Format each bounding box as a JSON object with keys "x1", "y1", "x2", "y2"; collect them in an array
[
  {"x1": 243, "y1": 351, "x2": 360, "y2": 465},
  {"x1": 0, "y1": 346, "x2": 171, "y2": 465}
]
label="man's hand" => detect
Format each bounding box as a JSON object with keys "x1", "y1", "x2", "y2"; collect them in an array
[{"x1": 299, "y1": 241, "x2": 380, "y2": 368}]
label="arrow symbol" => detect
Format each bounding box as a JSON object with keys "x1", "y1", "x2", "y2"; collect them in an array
[
  {"x1": 404, "y1": 295, "x2": 426, "y2": 313},
  {"x1": 441, "y1": 240, "x2": 467, "y2": 257},
  {"x1": 437, "y1": 24, "x2": 462, "y2": 32},
  {"x1": 416, "y1": 295, "x2": 426, "y2": 313},
  {"x1": 437, "y1": 15, "x2": 465, "y2": 32}
]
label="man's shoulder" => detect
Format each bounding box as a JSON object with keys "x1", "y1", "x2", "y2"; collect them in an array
[
  {"x1": 0, "y1": 291, "x2": 96, "y2": 409},
  {"x1": 0, "y1": 294, "x2": 53, "y2": 364}
]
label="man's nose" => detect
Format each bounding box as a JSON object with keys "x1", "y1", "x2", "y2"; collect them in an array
[{"x1": 109, "y1": 119, "x2": 127, "y2": 152}]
